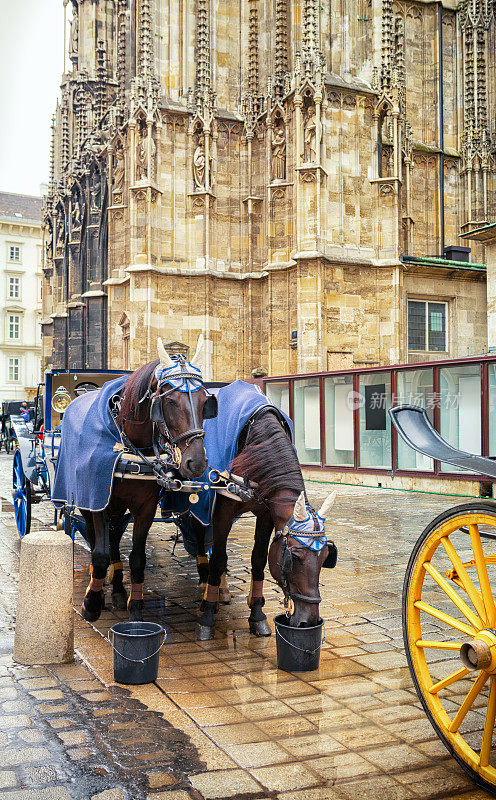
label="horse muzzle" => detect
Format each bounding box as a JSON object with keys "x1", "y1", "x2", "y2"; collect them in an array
[{"x1": 179, "y1": 445, "x2": 208, "y2": 479}]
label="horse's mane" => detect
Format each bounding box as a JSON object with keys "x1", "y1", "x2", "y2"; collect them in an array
[
  {"x1": 231, "y1": 412, "x2": 305, "y2": 501},
  {"x1": 116, "y1": 359, "x2": 159, "y2": 426}
]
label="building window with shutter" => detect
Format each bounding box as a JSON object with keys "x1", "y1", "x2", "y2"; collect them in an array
[
  {"x1": 8, "y1": 357, "x2": 20, "y2": 382},
  {"x1": 8, "y1": 245, "x2": 21, "y2": 263},
  {"x1": 8, "y1": 275, "x2": 20, "y2": 300},
  {"x1": 408, "y1": 300, "x2": 447, "y2": 352},
  {"x1": 8, "y1": 315, "x2": 20, "y2": 341}
]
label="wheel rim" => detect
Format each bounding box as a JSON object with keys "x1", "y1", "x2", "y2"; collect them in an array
[
  {"x1": 406, "y1": 510, "x2": 496, "y2": 786},
  {"x1": 12, "y1": 450, "x2": 28, "y2": 537}
]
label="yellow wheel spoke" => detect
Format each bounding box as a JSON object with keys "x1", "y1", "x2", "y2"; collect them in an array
[
  {"x1": 441, "y1": 537, "x2": 487, "y2": 624},
  {"x1": 414, "y1": 600, "x2": 476, "y2": 637},
  {"x1": 423, "y1": 562, "x2": 481, "y2": 629},
  {"x1": 469, "y1": 524, "x2": 496, "y2": 628},
  {"x1": 428, "y1": 667, "x2": 469, "y2": 695},
  {"x1": 416, "y1": 640, "x2": 464, "y2": 651},
  {"x1": 449, "y1": 670, "x2": 488, "y2": 733},
  {"x1": 480, "y1": 676, "x2": 496, "y2": 767}
]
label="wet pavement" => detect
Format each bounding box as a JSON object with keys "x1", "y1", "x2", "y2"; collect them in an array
[{"x1": 0, "y1": 450, "x2": 493, "y2": 799}]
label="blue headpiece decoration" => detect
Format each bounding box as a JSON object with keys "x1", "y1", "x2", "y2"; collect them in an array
[
  {"x1": 285, "y1": 509, "x2": 327, "y2": 552},
  {"x1": 154, "y1": 358, "x2": 204, "y2": 392}
]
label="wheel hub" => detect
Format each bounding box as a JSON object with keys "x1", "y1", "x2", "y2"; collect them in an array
[{"x1": 460, "y1": 629, "x2": 496, "y2": 672}]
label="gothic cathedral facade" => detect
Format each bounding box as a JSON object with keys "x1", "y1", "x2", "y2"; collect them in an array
[{"x1": 42, "y1": 0, "x2": 494, "y2": 379}]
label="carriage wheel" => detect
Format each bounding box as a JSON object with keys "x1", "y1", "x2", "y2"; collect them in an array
[
  {"x1": 12, "y1": 449, "x2": 31, "y2": 537},
  {"x1": 404, "y1": 501, "x2": 496, "y2": 795}
]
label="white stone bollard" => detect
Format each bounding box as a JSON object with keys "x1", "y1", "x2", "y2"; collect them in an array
[{"x1": 14, "y1": 530, "x2": 74, "y2": 665}]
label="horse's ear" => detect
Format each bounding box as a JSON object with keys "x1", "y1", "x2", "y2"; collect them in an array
[
  {"x1": 190, "y1": 334, "x2": 204, "y2": 370},
  {"x1": 293, "y1": 491, "x2": 307, "y2": 522},
  {"x1": 319, "y1": 490, "x2": 336, "y2": 519},
  {"x1": 158, "y1": 337, "x2": 174, "y2": 368}
]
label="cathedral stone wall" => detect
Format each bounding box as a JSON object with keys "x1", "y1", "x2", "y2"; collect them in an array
[{"x1": 42, "y1": 0, "x2": 494, "y2": 378}]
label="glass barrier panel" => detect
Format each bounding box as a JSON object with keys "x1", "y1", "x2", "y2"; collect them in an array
[
  {"x1": 324, "y1": 375, "x2": 354, "y2": 466},
  {"x1": 265, "y1": 381, "x2": 290, "y2": 417},
  {"x1": 294, "y1": 378, "x2": 321, "y2": 465},
  {"x1": 358, "y1": 372, "x2": 392, "y2": 468},
  {"x1": 440, "y1": 364, "x2": 481, "y2": 471},
  {"x1": 396, "y1": 368, "x2": 434, "y2": 471},
  {"x1": 489, "y1": 365, "x2": 496, "y2": 456}
]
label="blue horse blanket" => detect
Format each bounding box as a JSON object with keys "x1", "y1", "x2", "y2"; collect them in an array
[
  {"x1": 51, "y1": 376, "x2": 127, "y2": 511},
  {"x1": 162, "y1": 380, "x2": 292, "y2": 555},
  {"x1": 51, "y1": 378, "x2": 291, "y2": 556}
]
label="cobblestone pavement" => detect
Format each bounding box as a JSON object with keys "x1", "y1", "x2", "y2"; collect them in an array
[{"x1": 0, "y1": 450, "x2": 493, "y2": 799}]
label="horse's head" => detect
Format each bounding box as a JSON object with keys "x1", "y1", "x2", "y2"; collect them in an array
[
  {"x1": 268, "y1": 490, "x2": 337, "y2": 627},
  {"x1": 152, "y1": 336, "x2": 217, "y2": 479}
]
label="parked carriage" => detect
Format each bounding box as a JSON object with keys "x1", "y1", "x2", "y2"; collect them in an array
[
  {"x1": 390, "y1": 405, "x2": 496, "y2": 796},
  {"x1": 0, "y1": 400, "x2": 26, "y2": 453}
]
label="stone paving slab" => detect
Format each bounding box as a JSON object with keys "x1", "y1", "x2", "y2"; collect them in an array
[{"x1": 0, "y1": 451, "x2": 493, "y2": 799}]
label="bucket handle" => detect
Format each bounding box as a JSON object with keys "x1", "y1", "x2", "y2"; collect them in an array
[
  {"x1": 107, "y1": 632, "x2": 166, "y2": 664},
  {"x1": 276, "y1": 622, "x2": 325, "y2": 656}
]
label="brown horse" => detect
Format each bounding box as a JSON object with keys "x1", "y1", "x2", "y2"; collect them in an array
[
  {"x1": 82, "y1": 336, "x2": 215, "y2": 623},
  {"x1": 193, "y1": 411, "x2": 336, "y2": 639}
]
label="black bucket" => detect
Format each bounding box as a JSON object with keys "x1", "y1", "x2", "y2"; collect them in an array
[
  {"x1": 274, "y1": 614, "x2": 324, "y2": 672},
  {"x1": 110, "y1": 621, "x2": 165, "y2": 684}
]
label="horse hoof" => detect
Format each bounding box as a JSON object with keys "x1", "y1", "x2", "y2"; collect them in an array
[
  {"x1": 219, "y1": 589, "x2": 231, "y2": 605},
  {"x1": 249, "y1": 619, "x2": 272, "y2": 637},
  {"x1": 128, "y1": 600, "x2": 144, "y2": 621},
  {"x1": 196, "y1": 623, "x2": 215, "y2": 641},
  {"x1": 82, "y1": 590, "x2": 105, "y2": 623},
  {"x1": 112, "y1": 591, "x2": 128, "y2": 610},
  {"x1": 81, "y1": 601, "x2": 102, "y2": 623}
]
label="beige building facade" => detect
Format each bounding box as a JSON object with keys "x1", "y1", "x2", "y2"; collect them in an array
[
  {"x1": 42, "y1": 0, "x2": 495, "y2": 379},
  {"x1": 0, "y1": 194, "x2": 43, "y2": 401}
]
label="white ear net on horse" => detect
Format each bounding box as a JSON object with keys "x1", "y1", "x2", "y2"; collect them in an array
[
  {"x1": 319, "y1": 490, "x2": 336, "y2": 519},
  {"x1": 157, "y1": 337, "x2": 175, "y2": 369},
  {"x1": 190, "y1": 334, "x2": 205, "y2": 369},
  {"x1": 293, "y1": 491, "x2": 307, "y2": 522}
]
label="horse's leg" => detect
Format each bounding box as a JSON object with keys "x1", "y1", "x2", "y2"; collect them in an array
[
  {"x1": 109, "y1": 512, "x2": 129, "y2": 610},
  {"x1": 196, "y1": 498, "x2": 237, "y2": 640},
  {"x1": 192, "y1": 521, "x2": 231, "y2": 602},
  {"x1": 127, "y1": 486, "x2": 159, "y2": 621},
  {"x1": 248, "y1": 508, "x2": 273, "y2": 636},
  {"x1": 195, "y1": 521, "x2": 210, "y2": 601},
  {"x1": 82, "y1": 510, "x2": 111, "y2": 623},
  {"x1": 81, "y1": 509, "x2": 95, "y2": 550},
  {"x1": 219, "y1": 571, "x2": 231, "y2": 605}
]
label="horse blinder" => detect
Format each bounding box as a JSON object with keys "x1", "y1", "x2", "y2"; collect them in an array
[
  {"x1": 203, "y1": 394, "x2": 218, "y2": 419},
  {"x1": 151, "y1": 397, "x2": 165, "y2": 424},
  {"x1": 322, "y1": 540, "x2": 338, "y2": 569}
]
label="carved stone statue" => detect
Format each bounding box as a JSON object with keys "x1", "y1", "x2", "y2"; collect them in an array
[
  {"x1": 150, "y1": 135, "x2": 156, "y2": 182},
  {"x1": 56, "y1": 216, "x2": 65, "y2": 253},
  {"x1": 303, "y1": 106, "x2": 317, "y2": 163},
  {"x1": 90, "y1": 170, "x2": 101, "y2": 210},
  {"x1": 193, "y1": 141, "x2": 206, "y2": 190},
  {"x1": 136, "y1": 131, "x2": 148, "y2": 181},
  {"x1": 45, "y1": 226, "x2": 53, "y2": 262},
  {"x1": 69, "y1": 6, "x2": 79, "y2": 61},
  {"x1": 71, "y1": 198, "x2": 82, "y2": 230},
  {"x1": 113, "y1": 146, "x2": 125, "y2": 193},
  {"x1": 271, "y1": 124, "x2": 286, "y2": 180}
]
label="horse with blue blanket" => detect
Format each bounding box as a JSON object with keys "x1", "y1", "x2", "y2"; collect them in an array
[
  {"x1": 52, "y1": 335, "x2": 217, "y2": 622},
  {"x1": 187, "y1": 384, "x2": 338, "y2": 639}
]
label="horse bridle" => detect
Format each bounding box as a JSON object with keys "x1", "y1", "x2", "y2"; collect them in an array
[
  {"x1": 121, "y1": 356, "x2": 217, "y2": 471},
  {"x1": 274, "y1": 509, "x2": 329, "y2": 607}
]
